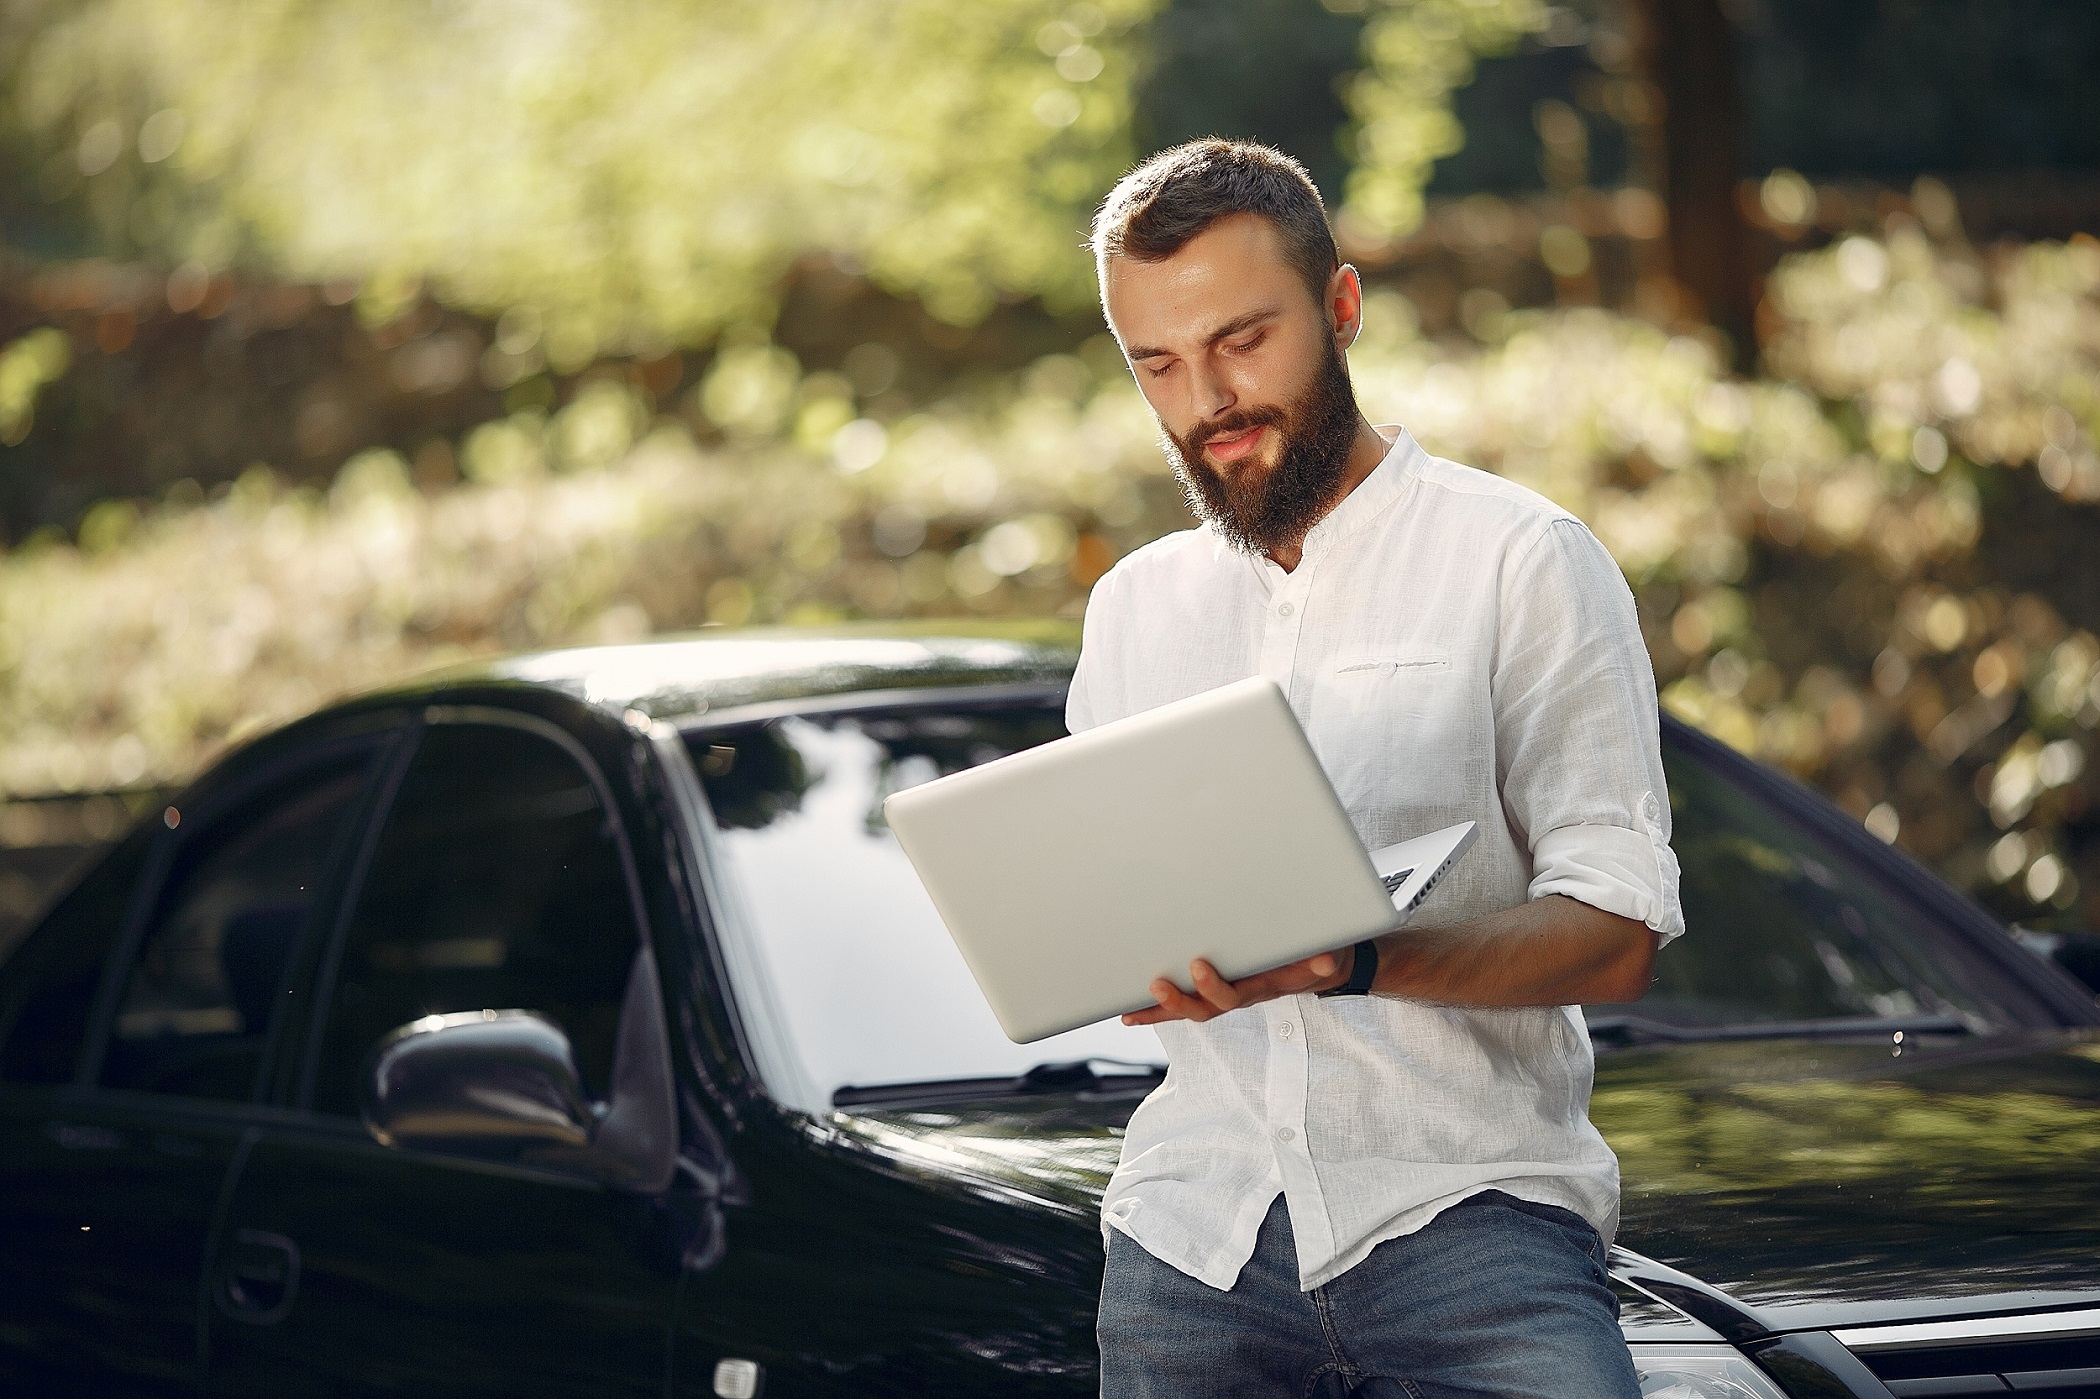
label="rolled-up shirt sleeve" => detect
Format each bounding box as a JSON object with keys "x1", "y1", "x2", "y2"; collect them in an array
[{"x1": 1494, "y1": 518, "x2": 1684, "y2": 945}]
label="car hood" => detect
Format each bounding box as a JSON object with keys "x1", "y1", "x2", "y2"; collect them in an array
[
  {"x1": 1596, "y1": 1028, "x2": 2100, "y2": 1328},
  {"x1": 836, "y1": 1031, "x2": 2100, "y2": 1328}
]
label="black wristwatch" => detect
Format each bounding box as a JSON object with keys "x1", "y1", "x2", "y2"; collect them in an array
[{"x1": 1316, "y1": 939, "x2": 1380, "y2": 998}]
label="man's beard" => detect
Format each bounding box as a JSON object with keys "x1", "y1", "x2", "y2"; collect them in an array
[{"x1": 1161, "y1": 342, "x2": 1362, "y2": 557}]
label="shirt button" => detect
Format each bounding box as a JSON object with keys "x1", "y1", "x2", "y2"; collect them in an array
[
  {"x1": 1278, "y1": 602, "x2": 1295, "y2": 617},
  {"x1": 1276, "y1": 1127, "x2": 1296, "y2": 1143},
  {"x1": 1278, "y1": 1021, "x2": 1295, "y2": 1039}
]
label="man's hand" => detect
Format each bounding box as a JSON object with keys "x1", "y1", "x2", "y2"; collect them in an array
[
  {"x1": 1117, "y1": 896, "x2": 1658, "y2": 1026},
  {"x1": 1121, "y1": 948, "x2": 1355, "y2": 1026}
]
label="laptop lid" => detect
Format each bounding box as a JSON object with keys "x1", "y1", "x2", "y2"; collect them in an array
[{"x1": 882, "y1": 676, "x2": 1412, "y2": 1043}]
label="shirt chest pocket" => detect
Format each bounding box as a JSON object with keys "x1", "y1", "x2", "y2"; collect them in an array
[
  {"x1": 1325, "y1": 651, "x2": 1458, "y2": 722},
  {"x1": 1312, "y1": 650, "x2": 1485, "y2": 835},
  {"x1": 1333, "y1": 654, "x2": 1453, "y2": 681}
]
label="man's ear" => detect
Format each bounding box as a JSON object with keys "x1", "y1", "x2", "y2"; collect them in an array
[{"x1": 1328, "y1": 262, "x2": 1365, "y2": 351}]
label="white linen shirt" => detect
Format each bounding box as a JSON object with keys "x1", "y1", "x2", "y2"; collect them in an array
[{"x1": 1066, "y1": 426, "x2": 1683, "y2": 1293}]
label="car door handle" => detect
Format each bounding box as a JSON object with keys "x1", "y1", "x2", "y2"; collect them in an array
[{"x1": 217, "y1": 1229, "x2": 300, "y2": 1325}]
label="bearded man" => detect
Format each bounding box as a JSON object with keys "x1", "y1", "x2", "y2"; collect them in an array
[{"x1": 1068, "y1": 140, "x2": 1684, "y2": 1399}]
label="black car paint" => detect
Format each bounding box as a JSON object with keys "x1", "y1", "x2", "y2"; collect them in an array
[
  {"x1": 793, "y1": 1030, "x2": 2100, "y2": 1348},
  {"x1": 0, "y1": 629, "x2": 2094, "y2": 1398}
]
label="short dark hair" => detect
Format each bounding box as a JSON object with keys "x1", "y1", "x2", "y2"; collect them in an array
[{"x1": 1090, "y1": 139, "x2": 1338, "y2": 306}]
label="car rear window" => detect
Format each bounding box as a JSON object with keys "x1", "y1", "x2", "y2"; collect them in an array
[{"x1": 1600, "y1": 738, "x2": 2024, "y2": 1031}]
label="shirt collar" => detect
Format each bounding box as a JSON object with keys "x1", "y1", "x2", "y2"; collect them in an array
[{"x1": 1243, "y1": 425, "x2": 1423, "y2": 579}]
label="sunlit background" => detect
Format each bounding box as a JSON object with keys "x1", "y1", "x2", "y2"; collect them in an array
[{"x1": 2, "y1": 0, "x2": 2098, "y2": 951}]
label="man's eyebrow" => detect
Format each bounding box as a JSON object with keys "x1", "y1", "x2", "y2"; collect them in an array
[{"x1": 1126, "y1": 307, "x2": 1281, "y2": 362}]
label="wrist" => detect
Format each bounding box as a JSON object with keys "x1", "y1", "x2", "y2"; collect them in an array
[{"x1": 1316, "y1": 938, "x2": 1380, "y2": 998}]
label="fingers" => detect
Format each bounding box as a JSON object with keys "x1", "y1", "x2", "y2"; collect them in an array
[
  {"x1": 1189, "y1": 959, "x2": 1245, "y2": 1014},
  {"x1": 1235, "y1": 952, "x2": 1345, "y2": 998},
  {"x1": 1118, "y1": 953, "x2": 1349, "y2": 1026},
  {"x1": 1121, "y1": 975, "x2": 1216, "y2": 1026},
  {"x1": 1120, "y1": 962, "x2": 1245, "y2": 1026}
]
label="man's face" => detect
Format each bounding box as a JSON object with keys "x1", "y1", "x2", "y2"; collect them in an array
[{"x1": 1103, "y1": 212, "x2": 1361, "y2": 556}]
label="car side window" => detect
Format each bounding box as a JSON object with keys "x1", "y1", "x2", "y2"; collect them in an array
[
  {"x1": 309, "y1": 721, "x2": 641, "y2": 1117},
  {"x1": 100, "y1": 757, "x2": 369, "y2": 1102},
  {"x1": 0, "y1": 827, "x2": 154, "y2": 1085}
]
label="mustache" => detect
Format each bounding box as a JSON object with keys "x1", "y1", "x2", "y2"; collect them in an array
[{"x1": 1185, "y1": 406, "x2": 1286, "y2": 452}]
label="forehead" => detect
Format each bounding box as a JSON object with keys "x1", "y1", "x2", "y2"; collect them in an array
[{"x1": 1102, "y1": 212, "x2": 1312, "y2": 350}]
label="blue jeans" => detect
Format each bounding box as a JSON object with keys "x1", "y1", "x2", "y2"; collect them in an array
[{"x1": 1097, "y1": 1190, "x2": 1640, "y2": 1399}]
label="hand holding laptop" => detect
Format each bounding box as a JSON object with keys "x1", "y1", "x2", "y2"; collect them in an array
[{"x1": 1122, "y1": 946, "x2": 1358, "y2": 1027}]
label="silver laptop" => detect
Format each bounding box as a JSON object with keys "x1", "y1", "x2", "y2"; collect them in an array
[{"x1": 882, "y1": 676, "x2": 1477, "y2": 1043}]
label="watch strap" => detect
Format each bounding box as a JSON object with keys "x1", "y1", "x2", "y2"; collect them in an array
[{"x1": 1316, "y1": 939, "x2": 1379, "y2": 998}]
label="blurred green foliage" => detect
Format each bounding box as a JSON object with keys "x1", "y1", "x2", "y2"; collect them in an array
[
  {"x1": 0, "y1": 0, "x2": 1567, "y2": 355},
  {"x1": 0, "y1": 0, "x2": 2097, "y2": 945},
  {"x1": 0, "y1": 328, "x2": 68, "y2": 444},
  {"x1": 5, "y1": 0, "x2": 1154, "y2": 353},
  {"x1": 1339, "y1": 0, "x2": 1547, "y2": 241}
]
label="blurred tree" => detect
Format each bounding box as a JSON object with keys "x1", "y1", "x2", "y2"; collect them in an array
[
  {"x1": 1, "y1": 0, "x2": 1156, "y2": 357},
  {"x1": 1626, "y1": 0, "x2": 1754, "y2": 362}
]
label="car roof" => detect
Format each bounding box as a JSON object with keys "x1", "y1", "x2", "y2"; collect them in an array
[{"x1": 387, "y1": 619, "x2": 1082, "y2": 724}]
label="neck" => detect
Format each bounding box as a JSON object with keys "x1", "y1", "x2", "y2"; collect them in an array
[{"x1": 1264, "y1": 415, "x2": 1390, "y2": 573}]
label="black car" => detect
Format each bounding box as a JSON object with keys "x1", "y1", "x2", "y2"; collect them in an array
[{"x1": 2, "y1": 627, "x2": 2097, "y2": 1399}]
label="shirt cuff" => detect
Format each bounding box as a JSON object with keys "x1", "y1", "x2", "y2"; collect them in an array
[{"x1": 1527, "y1": 804, "x2": 1684, "y2": 947}]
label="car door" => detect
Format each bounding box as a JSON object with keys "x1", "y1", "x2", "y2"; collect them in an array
[
  {"x1": 0, "y1": 739, "x2": 382, "y2": 1395},
  {"x1": 204, "y1": 710, "x2": 681, "y2": 1398}
]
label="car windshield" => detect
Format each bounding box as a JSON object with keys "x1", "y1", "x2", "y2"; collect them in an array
[
  {"x1": 688, "y1": 696, "x2": 2026, "y2": 1113},
  {"x1": 687, "y1": 701, "x2": 1164, "y2": 1113}
]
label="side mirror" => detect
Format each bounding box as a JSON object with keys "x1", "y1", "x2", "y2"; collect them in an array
[
  {"x1": 361, "y1": 948, "x2": 678, "y2": 1192},
  {"x1": 364, "y1": 1009, "x2": 594, "y2": 1150}
]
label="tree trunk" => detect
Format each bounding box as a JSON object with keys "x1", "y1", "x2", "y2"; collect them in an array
[{"x1": 1629, "y1": 0, "x2": 1757, "y2": 368}]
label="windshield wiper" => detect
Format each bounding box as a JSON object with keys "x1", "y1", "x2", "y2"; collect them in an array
[
  {"x1": 1586, "y1": 1011, "x2": 1976, "y2": 1049},
  {"x1": 834, "y1": 1058, "x2": 1167, "y2": 1112}
]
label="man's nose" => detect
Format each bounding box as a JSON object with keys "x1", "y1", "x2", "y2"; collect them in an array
[{"x1": 1188, "y1": 364, "x2": 1235, "y2": 422}]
